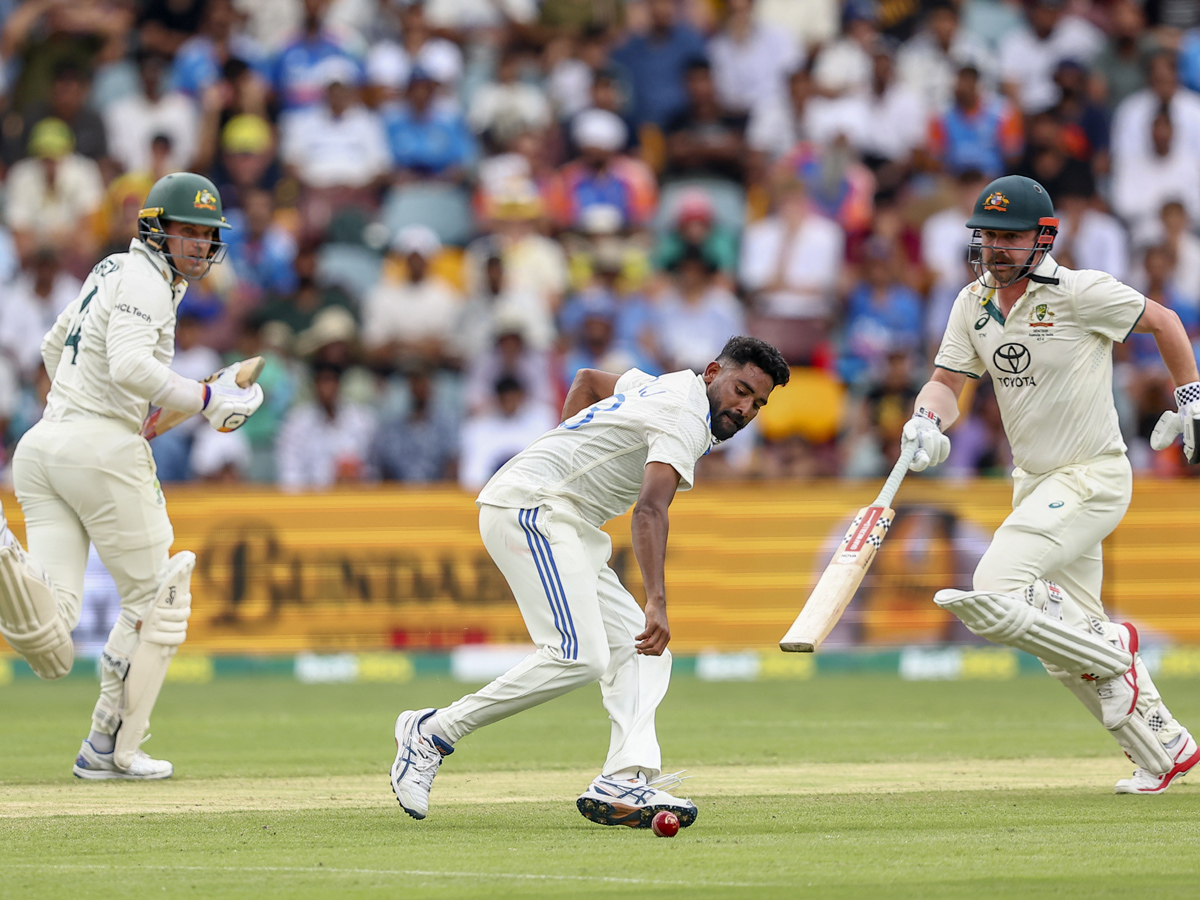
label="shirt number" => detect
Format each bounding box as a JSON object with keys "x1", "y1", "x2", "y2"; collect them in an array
[
  {"x1": 63, "y1": 287, "x2": 98, "y2": 365},
  {"x1": 561, "y1": 393, "x2": 625, "y2": 430}
]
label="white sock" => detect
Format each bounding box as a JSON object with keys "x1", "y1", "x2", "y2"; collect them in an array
[
  {"x1": 419, "y1": 711, "x2": 453, "y2": 747},
  {"x1": 604, "y1": 767, "x2": 646, "y2": 782},
  {"x1": 88, "y1": 730, "x2": 115, "y2": 753}
]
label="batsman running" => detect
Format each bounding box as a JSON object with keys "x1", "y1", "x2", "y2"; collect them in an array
[
  {"x1": 902, "y1": 174, "x2": 1199, "y2": 794},
  {"x1": 0, "y1": 172, "x2": 264, "y2": 779},
  {"x1": 390, "y1": 337, "x2": 789, "y2": 826}
]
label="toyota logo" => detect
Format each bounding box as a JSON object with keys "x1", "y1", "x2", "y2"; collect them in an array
[{"x1": 993, "y1": 342, "x2": 1031, "y2": 374}]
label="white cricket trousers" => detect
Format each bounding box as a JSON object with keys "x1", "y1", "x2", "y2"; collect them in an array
[
  {"x1": 437, "y1": 502, "x2": 672, "y2": 780},
  {"x1": 12, "y1": 418, "x2": 174, "y2": 732},
  {"x1": 971, "y1": 451, "x2": 1187, "y2": 746}
]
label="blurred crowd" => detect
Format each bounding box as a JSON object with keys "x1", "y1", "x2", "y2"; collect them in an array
[{"x1": 0, "y1": 0, "x2": 1196, "y2": 490}]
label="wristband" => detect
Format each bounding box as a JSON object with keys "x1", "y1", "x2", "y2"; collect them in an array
[
  {"x1": 1174, "y1": 382, "x2": 1200, "y2": 409},
  {"x1": 915, "y1": 407, "x2": 942, "y2": 430}
]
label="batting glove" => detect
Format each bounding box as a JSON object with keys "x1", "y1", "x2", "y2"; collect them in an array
[
  {"x1": 902, "y1": 408, "x2": 951, "y2": 473},
  {"x1": 1150, "y1": 381, "x2": 1200, "y2": 464},
  {"x1": 201, "y1": 380, "x2": 264, "y2": 433}
]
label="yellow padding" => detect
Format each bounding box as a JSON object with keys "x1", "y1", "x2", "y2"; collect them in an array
[{"x1": 757, "y1": 367, "x2": 845, "y2": 444}]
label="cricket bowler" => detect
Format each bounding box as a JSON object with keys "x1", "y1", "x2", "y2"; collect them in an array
[
  {"x1": 0, "y1": 172, "x2": 264, "y2": 779},
  {"x1": 901, "y1": 174, "x2": 1199, "y2": 794},
  {"x1": 390, "y1": 337, "x2": 790, "y2": 825}
]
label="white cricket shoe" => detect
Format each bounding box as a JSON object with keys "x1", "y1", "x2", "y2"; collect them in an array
[
  {"x1": 1096, "y1": 622, "x2": 1139, "y2": 730},
  {"x1": 390, "y1": 708, "x2": 453, "y2": 820},
  {"x1": 1115, "y1": 732, "x2": 1200, "y2": 795},
  {"x1": 72, "y1": 739, "x2": 173, "y2": 780},
  {"x1": 576, "y1": 772, "x2": 698, "y2": 828}
]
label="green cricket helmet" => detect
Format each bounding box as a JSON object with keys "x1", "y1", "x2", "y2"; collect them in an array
[
  {"x1": 965, "y1": 174, "x2": 1059, "y2": 288},
  {"x1": 137, "y1": 172, "x2": 232, "y2": 280}
]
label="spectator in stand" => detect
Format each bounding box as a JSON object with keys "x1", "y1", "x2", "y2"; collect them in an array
[
  {"x1": 653, "y1": 245, "x2": 745, "y2": 374},
  {"x1": 1051, "y1": 171, "x2": 1130, "y2": 282},
  {"x1": 921, "y1": 168, "x2": 989, "y2": 341},
  {"x1": 609, "y1": 0, "x2": 707, "y2": 129},
  {"x1": 663, "y1": 59, "x2": 749, "y2": 184},
  {"x1": 170, "y1": 0, "x2": 267, "y2": 99},
  {"x1": 559, "y1": 290, "x2": 649, "y2": 384},
  {"x1": 206, "y1": 113, "x2": 281, "y2": 213},
  {"x1": 1112, "y1": 107, "x2": 1200, "y2": 247},
  {"x1": 149, "y1": 308, "x2": 224, "y2": 482},
  {"x1": 811, "y1": 0, "x2": 879, "y2": 97},
  {"x1": 454, "y1": 246, "x2": 546, "y2": 366},
  {"x1": 1156, "y1": 201, "x2": 1200, "y2": 309},
  {"x1": 1111, "y1": 49, "x2": 1200, "y2": 167},
  {"x1": 362, "y1": 225, "x2": 463, "y2": 370},
  {"x1": 463, "y1": 313, "x2": 559, "y2": 416},
  {"x1": 5, "y1": 119, "x2": 104, "y2": 269},
  {"x1": 549, "y1": 109, "x2": 657, "y2": 233},
  {"x1": 838, "y1": 240, "x2": 924, "y2": 386},
  {"x1": 467, "y1": 47, "x2": 553, "y2": 151},
  {"x1": 752, "y1": 0, "x2": 839, "y2": 50},
  {"x1": 1052, "y1": 60, "x2": 1110, "y2": 169},
  {"x1": 897, "y1": 0, "x2": 993, "y2": 115},
  {"x1": 371, "y1": 364, "x2": 459, "y2": 484},
  {"x1": 998, "y1": 0, "x2": 1103, "y2": 114},
  {"x1": 652, "y1": 188, "x2": 738, "y2": 278},
  {"x1": 739, "y1": 177, "x2": 844, "y2": 327},
  {"x1": 5, "y1": 61, "x2": 109, "y2": 168},
  {"x1": 366, "y1": 1, "x2": 464, "y2": 108},
  {"x1": 1014, "y1": 110, "x2": 1092, "y2": 203},
  {"x1": 258, "y1": 241, "x2": 357, "y2": 338},
  {"x1": 781, "y1": 136, "x2": 876, "y2": 234},
  {"x1": 926, "y1": 63, "x2": 1023, "y2": 177},
  {"x1": 747, "y1": 68, "x2": 839, "y2": 163},
  {"x1": 104, "y1": 49, "x2": 199, "y2": 174},
  {"x1": 272, "y1": 0, "x2": 363, "y2": 113},
  {"x1": 225, "y1": 187, "x2": 298, "y2": 304},
  {"x1": 0, "y1": 249, "x2": 81, "y2": 379},
  {"x1": 276, "y1": 361, "x2": 378, "y2": 491},
  {"x1": 545, "y1": 26, "x2": 613, "y2": 123},
  {"x1": 139, "y1": 0, "x2": 206, "y2": 58},
  {"x1": 190, "y1": 429, "x2": 253, "y2": 483},
  {"x1": 708, "y1": 0, "x2": 803, "y2": 115},
  {"x1": 1092, "y1": 1, "x2": 1156, "y2": 110},
  {"x1": 385, "y1": 67, "x2": 477, "y2": 183},
  {"x1": 1124, "y1": 245, "x2": 1200, "y2": 371},
  {"x1": 841, "y1": 347, "x2": 921, "y2": 478},
  {"x1": 458, "y1": 375, "x2": 557, "y2": 491}
]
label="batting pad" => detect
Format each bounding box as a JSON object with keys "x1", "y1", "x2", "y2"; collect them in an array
[
  {"x1": 933, "y1": 589, "x2": 1130, "y2": 679},
  {"x1": 114, "y1": 551, "x2": 194, "y2": 770},
  {"x1": 0, "y1": 545, "x2": 72, "y2": 679},
  {"x1": 1111, "y1": 714, "x2": 1175, "y2": 775}
]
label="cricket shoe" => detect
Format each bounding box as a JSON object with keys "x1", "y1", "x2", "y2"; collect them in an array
[
  {"x1": 1115, "y1": 732, "x2": 1200, "y2": 795},
  {"x1": 1096, "y1": 622, "x2": 1139, "y2": 730},
  {"x1": 576, "y1": 771, "x2": 698, "y2": 829},
  {"x1": 390, "y1": 708, "x2": 453, "y2": 820},
  {"x1": 72, "y1": 739, "x2": 173, "y2": 780}
]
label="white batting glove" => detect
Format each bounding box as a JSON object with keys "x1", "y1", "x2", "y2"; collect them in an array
[
  {"x1": 201, "y1": 379, "x2": 264, "y2": 433},
  {"x1": 902, "y1": 408, "x2": 951, "y2": 473},
  {"x1": 1150, "y1": 381, "x2": 1200, "y2": 463}
]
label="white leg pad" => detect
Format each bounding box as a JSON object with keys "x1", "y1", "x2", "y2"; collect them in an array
[
  {"x1": 1111, "y1": 714, "x2": 1175, "y2": 776},
  {"x1": 0, "y1": 545, "x2": 72, "y2": 680},
  {"x1": 113, "y1": 551, "x2": 194, "y2": 770},
  {"x1": 934, "y1": 587, "x2": 1131, "y2": 679}
]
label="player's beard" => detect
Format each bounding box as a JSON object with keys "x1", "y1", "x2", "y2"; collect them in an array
[{"x1": 708, "y1": 396, "x2": 745, "y2": 440}]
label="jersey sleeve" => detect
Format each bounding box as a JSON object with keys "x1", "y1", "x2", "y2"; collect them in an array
[
  {"x1": 644, "y1": 408, "x2": 711, "y2": 492},
  {"x1": 933, "y1": 289, "x2": 986, "y2": 378},
  {"x1": 105, "y1": 268, "x2": 177, "y2": 400},
  {"x1": 1072, "y1": 270, "x2": 1147, "y2": 342}
]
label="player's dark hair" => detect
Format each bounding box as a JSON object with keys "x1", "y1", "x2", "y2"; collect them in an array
[{"x1": 717, "y1": 336, "x2": 790, "y2": 387}]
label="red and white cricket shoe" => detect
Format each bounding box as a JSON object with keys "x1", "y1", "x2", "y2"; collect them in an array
[{"x1": 1115, "y1": 732, "x2": 1200, "y2": 794}]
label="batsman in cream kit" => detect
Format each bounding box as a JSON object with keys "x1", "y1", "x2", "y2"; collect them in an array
[
  {"x1": 901, "y1": 174, "x2": 1200, "y2": 793},
  {"x1": 390, "y1": 337, "x2": 789, "y2": 827},
  {"x1": 0, "y1": 173, "x2": 264, "y2": 779}
]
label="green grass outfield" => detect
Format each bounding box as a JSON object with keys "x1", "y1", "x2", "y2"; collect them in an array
[{"x1": 2, "y1": 673, "x2": 1198, "y2": 899}]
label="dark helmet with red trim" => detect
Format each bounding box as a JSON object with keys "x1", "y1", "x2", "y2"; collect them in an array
[
  {"x1": 966, "y1": 174, "x2": 1058, "y2": 288},
  {"x1": 137, "y1": 172, "x2": 232, "y2": 281}
]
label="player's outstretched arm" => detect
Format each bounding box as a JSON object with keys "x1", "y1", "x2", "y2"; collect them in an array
[
  {"x1": 560, "y1": 368, "x2": 621, "y2": 422},
  {"x1": 631, "y1": 461, "x2": 681, "y2": 656},
  {"x1": 1138, "y1": 299, "x2": 1200, "y2": 462}
]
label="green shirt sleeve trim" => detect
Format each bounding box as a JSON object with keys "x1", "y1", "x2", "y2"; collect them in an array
[
  {"x1": 1121, "y1": 296, "x2": 1147, "y2": 343},
  {"x1": 935, "y1": 364, "x2": 981, "y2": 379}
]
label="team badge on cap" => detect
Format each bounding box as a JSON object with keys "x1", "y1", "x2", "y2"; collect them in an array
[
  {"x1": 982, "y1": 192, "x2": 1009, "y2": 212},
  {"x1": 193, "y1": 189, "x2": 218, "y2": 210}
]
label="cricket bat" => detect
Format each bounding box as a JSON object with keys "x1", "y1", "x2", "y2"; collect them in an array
[
  {"x1": 140, "y1": 356, "x2": 265, "y2": 440},
  {"x1": 779, "y1": 443, "x2": 917, "y2": 652}
]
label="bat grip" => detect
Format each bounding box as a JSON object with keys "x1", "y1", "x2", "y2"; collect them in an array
[{"x1": 872, "y1": 442, "x2": 916, "y2": 509}]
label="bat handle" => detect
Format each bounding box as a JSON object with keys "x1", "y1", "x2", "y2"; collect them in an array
[{"x1": 872, "y1": 442, "x2": 917, "y2": 509}]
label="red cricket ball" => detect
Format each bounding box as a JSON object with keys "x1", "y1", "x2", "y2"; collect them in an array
[{"x1": 651, "y1": 810, "x2": 680, "y2": 837}]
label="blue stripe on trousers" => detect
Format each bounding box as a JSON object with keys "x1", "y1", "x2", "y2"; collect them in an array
[
  {"x1": 518, "y1": 508, "x2": 570, "y2": 659},
  {"x1": 528, "y1": 508, "x2": 578, "y2": 660}
]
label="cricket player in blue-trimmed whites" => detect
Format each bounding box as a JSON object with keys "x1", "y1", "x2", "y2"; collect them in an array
[
  {"x1": 901, "y1": 174, "x2": 1199, "y2": 794},
  {"x1": 390, "y1": 336, "x2": 790, "y2": 826},
  {"x1": 0, "y1": 173, "x2": 264, "y2": 779}
]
